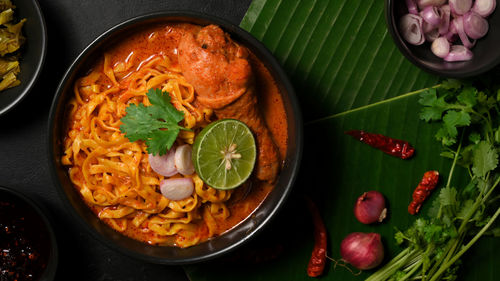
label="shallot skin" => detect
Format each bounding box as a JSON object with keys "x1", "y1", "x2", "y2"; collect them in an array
[
  {"x1": 354, "y1": 191, "x2": 387, "y2": 224},
  {"x1": 340, "y1": 232, "x2": 385, "y2": 270}
]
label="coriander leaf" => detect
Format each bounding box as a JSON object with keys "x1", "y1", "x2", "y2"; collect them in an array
[
  {"x1": 441, "y1": 79, "x2": 462, "y2": 90},
  {"x1": 435, "y1": 111, "x2": 471, "y2": 146},
  {"x1": 457, "y1": 86, "x2": 477, "y2": 108},
  {"x1": 468, "y1": 132, "x2": 481, "y2": 144},
  {"x1": 423, "y1": 224, "x2": 443, "y2": 243},
  {"x1": 471, "y1": 141, "x2": 498, "y2": 178},
  {"x1": 146, "y1": 88, "x2": 184, "y2": 123},
  {"x1": 395, "y1": 231, "x2": 406, "y2": 245},
  {"x1": 427, "y1": 197, "x2": 441, "y2": 218},
  {"x1": 443, "y1": 111, "x2": 471, "y2": 136},
  {"x1": 120, "y1": 88, "x2": 186, "y2": 156},
  {"x1": 419, "y1": 89, "x2": 449, "y2": 121},
  {"x1": 457, "y1": 200, "x2": 474, "y2": 220},
  {"x1": 435, "y1": 127, "x2": 456, "y2": 146},
  {"x1": 439, "y1": 187, "x2": 457, "y2": 207},
  {"x1": 145, "y1": 129, "x2": 180, "y2": 156},
  {"x1": 439, "y1": 151, "x2": 455, "y2": 160}
]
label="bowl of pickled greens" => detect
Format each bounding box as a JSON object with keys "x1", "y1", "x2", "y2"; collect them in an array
[{"x1": 0, "y1": 0, "x2": 46, "y2": 116}]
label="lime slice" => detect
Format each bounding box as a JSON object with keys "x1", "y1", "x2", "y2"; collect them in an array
[{"x1": 192, "y1": 119, "x2": 257, "y2": 190}]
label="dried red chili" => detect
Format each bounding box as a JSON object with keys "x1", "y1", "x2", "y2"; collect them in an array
[
  {"x1": 408, "y1": 170, "x2": 440, "y2": 215},
  {"x1": 345, "y1": 130, "x2": 415, "y2": 159},
  {"x1": 306, "y1": 197, "x2": 327, "y2": 277}
]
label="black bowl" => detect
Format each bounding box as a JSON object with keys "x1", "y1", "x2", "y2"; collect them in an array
[
  {"x1": 0, "y1": 0, "x2": 47, "y2": 116},
  {"x1": 386, "y1": 0, "x2": 500, "y2": 78},
  {"x1": 47, "y1": 11, "x2": 302, "y2": 264},
  {"x1": 0, "y1": 186, "x2": 58, "y2": 280}
]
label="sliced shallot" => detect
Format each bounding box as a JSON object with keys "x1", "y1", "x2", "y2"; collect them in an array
[
  {"x1": 149, "y1": 148, "x2": 178, "y2": 177},
  {"x1": 160, "y1": 178, "x2": 194, "y2": 201},
  {"x1": 421, "y1": 6, "x2": 442, "y2": 26},
  {"x1": 417, "y1": 0, "x2": 447, "y2": 10},
  {"x1": 174, "y1": 144, "x2": 195, "y2": 175},
  {"x1": 453, "y1": 16, "x2": 476, "y2": 48},
  {"x1": 445, "y1": 21, "x2": 458, "y2": 41},
  {"x1": 406, "y1": 0, "x2": 419, "y2": 14},
  {"x1": 424, "y1": 22, "x2": 440, "y2": 41},
  {"x1": 431, "y1": 37, "x2": 450, "y2": 58},
  {"x1": 439, "y1": 5, "x2": 451, "y2": 35},
  {"x1": 472, "y1": 0, "x2": 496, "y2": 17},
  {"x1": 472, "y1": 0, "x2": 497, "y2": 17},
  {"x1": 400, "y1": 14, "x2": 426, "y2": 45},
  {"x1": 449, "y1": 0, "x2": 473, "y2": 15},
  {"x1": 463, "y1": 11, "x2": 489, "y2": 39},
  {"x1": 444, "y1": 45, "x2": 473, "y2": 61}
]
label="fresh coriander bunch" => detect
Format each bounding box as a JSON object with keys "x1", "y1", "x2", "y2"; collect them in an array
[{"x1": 367, "y1": 79, "x2": 500, "y2": 281}]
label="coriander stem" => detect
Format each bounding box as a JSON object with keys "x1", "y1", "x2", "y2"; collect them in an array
[
  {"x1": 429, "y1": 207, "x2": 500, "y2": 281},
  {"x1": 458, "y1": 175, "x2": 500, "y2": 234},
  {"x1": 365, "y1": 248, "x2": 416, "y2": 281},
  {"x1": 399, "y1": 259, "x2": 423, "y2": 281},
  {"x1": 482, "y1": 175, "x2": 500, "y2": 204},
  {"x1": 445, "y1": 136, "x2": 462, "y2": 190},
  {"x1": 425, "y1": 238, "x2": 456, "y2": 279}
]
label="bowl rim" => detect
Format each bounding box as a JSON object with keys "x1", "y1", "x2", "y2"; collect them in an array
[
  {"x1": 47, "y1": 10, "x2": 303, "y2": 264},
  {"x1": 385, "y1": 0, "x2": 500, "y2": 78},
  {"x1": 0, "y1": 0, "x2": 48, "y2": 116},
  {"x1": 0, "y1": 185, "x2": 59, "y2": 280}
]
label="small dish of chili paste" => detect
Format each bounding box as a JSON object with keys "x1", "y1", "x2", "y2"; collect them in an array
[{"x1": 0, "y1": 186, "x2": 57, "y2": 281}]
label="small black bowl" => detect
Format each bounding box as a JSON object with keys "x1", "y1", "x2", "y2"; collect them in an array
[
  {"x1": 386, "y1": 0, "x2": 500, "y2": 78},
  {"x1": 0, "y1": 186, "x2": 58, "y2": 280},
  {"x1": 48, "y1": 11, "x2": 302, "y2": 264},
  {"x1": 0, "y1": 0, "x2": 47, "y2": 116}
]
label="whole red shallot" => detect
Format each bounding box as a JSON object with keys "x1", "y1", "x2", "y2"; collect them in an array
[
  {"x1": 340, "y1": 232, "x2": 385, "y2": 270},
  {"x1": 354, "y1": 191, "x2": 387, "y2": 224}
]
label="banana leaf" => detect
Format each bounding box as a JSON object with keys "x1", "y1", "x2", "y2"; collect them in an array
[{"x1": 185, "y1": 0, "x2": 499, "y2": 280}]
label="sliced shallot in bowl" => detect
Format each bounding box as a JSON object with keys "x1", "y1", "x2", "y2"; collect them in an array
[
  {"x1": 400, "y1": 14, "x2": 426, "y2": 45},
  {"x1": 449, "y1": 0, "x2": 473, "y2": 15},
  {"x1": 431, "y1": 36, "x2": 451, "y2": 57},
  {"x1": 406, "y1": 0, "x2": 419, "y2": 14},
  {"x1": 421, "y1": 6, "x2": 442, "y2": 26},
  {"x1": 417, "y1": 0, "x2": 447, "y2": 10},
  {"x1": 439, "y1": 4, "x2": 451, "y2": 35},
  {"x1": 472, "y1": 0, "x2": 496, "y2": 17},
  {"x1": 444, "y1": 44, "x2": 473, "y2": 61},
  {"x1": 463, "y1": 11, "x2": 489, "y2": 39},
  {"x1": 453, "y1": 16, "x2": 476, "y2": 48}
]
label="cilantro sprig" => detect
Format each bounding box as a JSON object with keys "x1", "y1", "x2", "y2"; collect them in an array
[
  {"x1": 367, "y1": 79, "x2": 500, "y2": 281},
  {"x1": 120, "y1": 88, "x2": 187, "y2": 156}
]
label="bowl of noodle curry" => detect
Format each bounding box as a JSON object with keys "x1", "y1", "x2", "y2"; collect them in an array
[{"x1": 48, "y1": 11, "x2": 302, "y2": 264}]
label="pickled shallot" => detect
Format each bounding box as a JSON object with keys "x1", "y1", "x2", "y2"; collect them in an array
[{"x1": 400, "y1": 0, "x2": 495, "y2": 61}]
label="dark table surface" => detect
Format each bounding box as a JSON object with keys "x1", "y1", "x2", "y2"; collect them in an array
[{"x1": 0, "y1": 1, "x2": 252, "y2": 280}]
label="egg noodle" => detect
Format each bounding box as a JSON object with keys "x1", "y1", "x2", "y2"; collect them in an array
[{"x1": 62, "y1": 53, "x2": 234, "y2": 247}]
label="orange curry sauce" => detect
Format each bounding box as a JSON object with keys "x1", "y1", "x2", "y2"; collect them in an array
[{"x1": 71, "y1": 23, "x2": 288, "y2": 245}]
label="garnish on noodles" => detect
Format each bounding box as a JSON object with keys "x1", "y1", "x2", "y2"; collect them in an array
[{"x1": 120, "y1": 88, "x2": 188, "y2": 156}]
